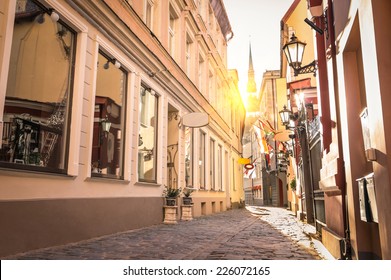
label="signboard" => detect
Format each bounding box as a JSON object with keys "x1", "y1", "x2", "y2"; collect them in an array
[
  {"x1": 182, "y1": 112, "x2": 209, "y2": 128},
  {"x1": 238, "y1": 158, "x2": 251, "y2": 165}
]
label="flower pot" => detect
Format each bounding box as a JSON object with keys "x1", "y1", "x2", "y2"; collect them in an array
[
  {"x1": 183, "y1": 197, "x2": 192, "y2": 205},
  {"x1": 166, "y1": 198, "x2": 176, "y2": 206}
]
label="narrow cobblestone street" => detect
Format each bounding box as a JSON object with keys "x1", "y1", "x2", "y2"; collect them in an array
[{"x1": 5, "y1": 207, "x2": 326, "y2": 260}]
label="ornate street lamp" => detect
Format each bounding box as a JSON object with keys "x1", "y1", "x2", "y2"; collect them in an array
[
  {"x1": 283, "y1": 33, "x2": 317, "y2": 76},
  {"x1": 101, "y1": 115, "x2": 111, "y2": 137},
  {"x1": 279, "y1": 105, "x2": 292, "y2": 126}
]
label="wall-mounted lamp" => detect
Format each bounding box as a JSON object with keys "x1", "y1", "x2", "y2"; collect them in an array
[
  {"x1": 279, "y1": 105, "x2": 293, "y2": 126},
  {"x1": 306, "y1": 0, "x2": 329, "y2": 39},
  {"x1": 48, "y1": 9, "x2": 60, "y2": 22},
  {"x1": 140, "y1": 147, "x2": 153, "y2": 161},
  {"x1": 277, "y1": 150, "x2": 287, "y2": 161},
  {"x1": 138, "y1": 134, "x2": 144, "y2": 146},
  {"x1": 147, "y1": 68, "x2": 169, "y2": 77},
  {"x1": 114, "y1": 60, "x2": 121, "y2": 69},
  {"x1": 360, "y1": 108, "x2": 377, "y2": 161},
  {"x1": 101, "y1": 115, "x2": 111, "y2": 138},
  {"x1": 282, "y1": 33, "x2": 317, "y2": 76},
  {"x1": 36, "y1": 13, "x2": 45, "y2": 24},
  {"x1": 308, "y1": 0, "x2": 323, "y2": 17},
  {"x1": 103, "y1": 59, "x2": 121, "y2": 70},
  {"x1": 277, "y1": 151, "x2": 288, "y2": 167},
  {"x1": 304, "y1": 18, "x2": 323, "y2": 35}
]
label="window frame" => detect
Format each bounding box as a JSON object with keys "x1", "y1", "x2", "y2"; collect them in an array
[
  {"x1": 137, "y1": 84, "x2": 159, "y2": 183},
  {"x1": 144, "y1": 0, "x2": 154, "y2": 30},
  {"x1": 217, "y1": 144, "x2": 223, "y2": 191},
  {"x1": 184, "y1": 126, "x2": 193, "y2": 188},
  {"x1": 198, "y1": 129, "x2": 206, "y2": 189},
  {"x1": 90, "y1": 50, "x2": 128, "y2": 180},
  {"x1": 0, "y1": 1, "x2": 77, "y2": 175}
]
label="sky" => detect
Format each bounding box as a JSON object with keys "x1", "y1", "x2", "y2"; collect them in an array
[{"x1": 224, "y1": 0, "x2": 294, "y2": 95}]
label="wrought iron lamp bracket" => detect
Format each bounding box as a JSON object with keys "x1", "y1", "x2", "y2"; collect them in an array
[{"x1": 293, "y1": 60, "x2": 318, "y2": 76}]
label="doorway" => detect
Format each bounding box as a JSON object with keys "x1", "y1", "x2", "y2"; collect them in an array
[{"x1": 167, "y1": 104, "x2": 179, "y2": 189}]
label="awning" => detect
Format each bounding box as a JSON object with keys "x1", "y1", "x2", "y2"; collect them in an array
[{"x1": 286, "y1": 78, "x2": 312, "y2": 91}]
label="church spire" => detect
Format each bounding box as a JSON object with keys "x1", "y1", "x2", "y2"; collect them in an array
[{"x1": 247, "y1": 41, "x2": 257, "y2": 93}]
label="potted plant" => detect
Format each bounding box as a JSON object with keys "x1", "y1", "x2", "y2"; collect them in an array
[
  {"x1": 163, "y1": 185, "x2": 181, "y2": 206},
  {"x1": 182, "y1": 187, "x2": 195, "y2": 205},
  {"x1": 290, "y1": 177, "x2": 297, "y2": 191}
]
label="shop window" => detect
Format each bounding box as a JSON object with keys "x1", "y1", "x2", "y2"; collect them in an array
[
  {"x1": 0, "y1": 0, "x2": 75, "y2": 172},
  {"x1": 138, "y1": 85, "x2": 158, "y2": 182},
  {"x1": 91, "y1": 51, "x2": 127, "y2": 179}
]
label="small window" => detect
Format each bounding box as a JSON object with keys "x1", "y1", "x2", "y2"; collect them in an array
[
  {"x1": 145, "y1": 0, "x2": 154, "y2": 29},
  {"x1": 169, "y1": 4, "x2": 178, "y2": 58},
  {"x1": 186, "y1": 34, "x2": 193, "y2": 77}
]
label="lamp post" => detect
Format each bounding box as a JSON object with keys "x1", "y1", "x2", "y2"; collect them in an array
[{"x1": 283, "y1": 33, "x2": 317, "y2": 76}]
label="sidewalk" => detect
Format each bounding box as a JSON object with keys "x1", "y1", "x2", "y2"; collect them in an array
[{"x1": 246, "y1": 206, "x2": 335, "y2": 260}]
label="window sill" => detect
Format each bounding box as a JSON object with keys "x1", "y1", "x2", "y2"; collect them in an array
[
  {"x1": 87, "y1": 174, "x2": 129, "y2": 184},
  {"x1": 134, "y1": 181, "x2": 160, "y2": 188},
  {"x1": 0, "y1": 164, "x2": 73, "y2": 179}
]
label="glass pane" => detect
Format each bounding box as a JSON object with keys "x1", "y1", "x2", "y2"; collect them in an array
[
  {"x1": 138, "y1": 86, "x2": 157, "y2": 182},
  {"x1": 91, "y1": 51, "x2": 126, "y2": 178},
  {"x1": 297, "y1": 43, "x2": 305, "y2": 66},
  {"x1": 1, "y1": 1, "x2": 75, "y2": 171},
  {"x1": 288, "y1": 43, "x2": 298, "y2": 64}
]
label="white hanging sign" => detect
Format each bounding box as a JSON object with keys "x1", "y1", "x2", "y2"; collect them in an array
[{"x1": 182, "y1": 112, "x2": 209, "y2": 128}]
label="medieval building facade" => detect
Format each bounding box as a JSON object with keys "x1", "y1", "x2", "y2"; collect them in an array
[{"x1": 0, "y1": 0, "x2": 245, "y2": 257}]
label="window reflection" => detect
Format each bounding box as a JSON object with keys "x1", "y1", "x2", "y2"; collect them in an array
[
  {"x1": 91, "y1": 51, "x2": 126, "y2": 178},
  {"x1": 0, "y1": 0, "x2": 75, "y2": 171},
  {"x1": 138, "y1": 85, "x2": 158, "y2": 182}
]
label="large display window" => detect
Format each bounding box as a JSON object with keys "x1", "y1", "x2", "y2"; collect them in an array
[
  {"x1": 0, "y1": 0, "x2": 75, "y2": 172},
  {"x1": 90, "y1": 51, "x2": 127, "y2": 179},
  {"x1": 138, "y1": 85, "x2": 158, "y2": 183}
]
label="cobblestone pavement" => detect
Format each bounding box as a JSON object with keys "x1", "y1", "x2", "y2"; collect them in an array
[
  {"x1": 5, "y1": 208, "x2": 323, "y2": 260},
  {"x1": 247, "y1": 206, "x2": 334, "y2": 260}
]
